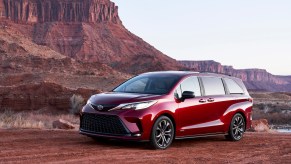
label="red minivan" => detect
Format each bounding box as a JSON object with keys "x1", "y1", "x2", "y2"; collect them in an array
[{"x1": 80, "y1": 71, "x2": 253, "y2": 149}]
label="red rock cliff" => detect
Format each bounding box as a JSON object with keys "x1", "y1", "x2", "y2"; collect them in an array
[
  {"x1": 0, "y1": 0, "x2": 121, "y2": 24},
  {"x1": 0, "y1": 0, "x2": 180, "y2": 74}
]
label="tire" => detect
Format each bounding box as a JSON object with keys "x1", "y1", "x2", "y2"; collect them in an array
[
  {"x1": 225, "y1": 113, "x2": 245, "y2": 141},
  {"x1": 150, "y1": 116, "x2": 175, "y2": 149}
]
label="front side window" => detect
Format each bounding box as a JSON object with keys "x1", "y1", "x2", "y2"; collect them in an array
[
  {"x1": 175, "y1": 76, "x2": 201, "y2": 98},
  {"x1": 224, "y1": 78, "x2": 244, "y2": 94},
  {"x1": 201, "y1": 77, "x2": 225, "y2": 96}
]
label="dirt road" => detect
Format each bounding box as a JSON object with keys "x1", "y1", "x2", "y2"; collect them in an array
[{"x1": 0, "y1": 129, "x2": 290, "y2": 163}]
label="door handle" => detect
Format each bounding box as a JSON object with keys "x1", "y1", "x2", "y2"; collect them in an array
[
  {"x1": 199, "y1": 99, "x2": 206, "y2": 103},
  {"x1": 207, "y1": 98, "x2": 215, "y2": 102}
]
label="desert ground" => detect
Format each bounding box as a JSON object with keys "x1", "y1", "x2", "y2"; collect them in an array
[{"x1": 0, "y1": 129, "x2": 290, "y2": 163}]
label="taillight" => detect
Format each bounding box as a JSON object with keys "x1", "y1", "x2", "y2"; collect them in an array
[{"x1": 248, "y1": 98, "x2": 253, "y2": 103}]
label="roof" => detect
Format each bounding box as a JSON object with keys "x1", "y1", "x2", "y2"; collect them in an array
[{"x1": 140, "y1": 71, "x2": 241, "y2": 80}]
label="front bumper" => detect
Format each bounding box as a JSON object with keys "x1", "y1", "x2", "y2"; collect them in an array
[
  {"x1": 79, "y1": 104, "x2": 153, "y2": 141},
  {"x1": 80, "y1": 113, "x2": 142, "y2": 140}
]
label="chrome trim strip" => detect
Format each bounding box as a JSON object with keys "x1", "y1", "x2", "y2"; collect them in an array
[
  {"x1": 175, "y1": 133, "x2": 228, "y2": 140},
  {"x1": 108, "y1": 104, "x2": 124, "y2": 111},
  {"x1": 88, "y1": 103, "x2": 94, "y2": 110},
  {"x1": 181, "y1": 120, "x2": 224, "y2": 130}
]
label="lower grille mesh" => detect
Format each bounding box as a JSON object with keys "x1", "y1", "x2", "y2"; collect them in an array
[{"x1": 80, "y1": 113, "x2": 129, "y2": 136}]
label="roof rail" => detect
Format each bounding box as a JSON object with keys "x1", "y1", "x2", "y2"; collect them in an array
[
  {"x1": 200, "y1": 72, "x2": 232, "y2": 76},
  {"x1": 177, "y1": 69, "x2": 200, "y2": 73}
]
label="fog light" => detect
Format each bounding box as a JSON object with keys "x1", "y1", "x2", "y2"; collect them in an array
[{"x1": 133, "y1": 133, "x2": 141, "y2": 137}]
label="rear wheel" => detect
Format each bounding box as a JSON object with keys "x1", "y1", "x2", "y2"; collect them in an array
[
  {"x1": 225, "y1": 113, "x2": 245, "y2": 141},
  {"x1": 150, "y1": 116, "x2": 175, "y2": 149}
]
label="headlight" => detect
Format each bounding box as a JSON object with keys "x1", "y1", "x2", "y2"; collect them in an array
[
  {"x1": 86, "y1": 99, "x2": 95, "y2": 110},
  {"x1": 120, "y1": 101, "x2": 157, "y2": 110},
  {"x1": 87, "y1": 95, "x2": 96, "y2": 105}
]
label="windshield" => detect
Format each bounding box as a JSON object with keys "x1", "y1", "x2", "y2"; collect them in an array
[{"x1": 113, "y1": 74, "x2": 181, "y2": 95}]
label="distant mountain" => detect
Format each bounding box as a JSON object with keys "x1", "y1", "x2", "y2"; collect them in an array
[{"x1": 179, "y1": 60, "x2": 291, "y2": 92}]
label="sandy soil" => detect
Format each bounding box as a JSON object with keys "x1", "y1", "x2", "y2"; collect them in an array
[{"x1": 0, "y1": 130, "x2": 290, "y2": 163}]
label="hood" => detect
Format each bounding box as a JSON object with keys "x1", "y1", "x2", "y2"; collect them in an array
[{"x1": 89, "y1": 92, "x2": 163, "y2": 105}]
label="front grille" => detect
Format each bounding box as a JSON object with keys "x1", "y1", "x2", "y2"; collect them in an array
[{"x1": 80, "y1": 113, "x2": 130, "y2": 136}]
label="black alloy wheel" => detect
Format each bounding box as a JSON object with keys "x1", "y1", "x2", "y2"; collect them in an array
[
  {"x1": 150, "y1": 116, "x2": 175, "y2": 149},
  {"x1": 226, "y1": 113, "x2": 245, "y2": 141}
]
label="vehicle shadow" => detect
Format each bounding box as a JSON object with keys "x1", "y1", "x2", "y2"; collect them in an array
[
  {"x1": 171, "y1": 136, "x2": 228, "y2": 148},
  {"x1": 80, "y1": 135, "x2": 227, "y2": 150},
  {"x1": 81, "y1": 136, "x2": 151, "y2": 149}
]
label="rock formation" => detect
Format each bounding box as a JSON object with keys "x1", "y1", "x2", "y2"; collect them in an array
[
  {"x1": 0, "y1": 0, "x2": 180, "y2": 74},
  {"x1": 0, "y1": 25, "x2": 128, "y2": 111},
  {"x1": 52, "y1": 119, "x2": 75, "y2": 129},
  {"x1": 251, "y1": 119, "x2": 270, "y2": 132},
  {"x1": 0, "y1": 0, "x2": 180, "y2": 111},
  {"x1": 0, "y1": 0, "x2": 121, "y2": 24}
]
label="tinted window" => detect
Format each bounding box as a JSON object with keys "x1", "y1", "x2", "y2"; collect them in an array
[
  {"x1": 175, "y1": 76, "x2": 201, "y2": 98},
  {"x1": 113, "y1": 74, "x2": 180, "y2": 95},
  {"x1": 201, "y1": 77, "x2": 225, "y2": 96},
  {"x1": 224, "y1": 78, "x2": 244, "y2": 94}
]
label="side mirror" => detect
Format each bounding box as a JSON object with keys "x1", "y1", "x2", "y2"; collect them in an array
[{"x1": 182, "y1": 91, "x2": 195, "y2": 99}]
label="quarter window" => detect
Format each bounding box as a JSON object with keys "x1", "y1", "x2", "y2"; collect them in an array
[
  {"x1": 224, "y1": 78, "x2": 244, "y2": 94},
  {"x1": 201, "y1": 77, "x2": 225, "y2": 96}
]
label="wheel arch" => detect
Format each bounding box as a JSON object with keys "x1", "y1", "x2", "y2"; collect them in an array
[
  {"x1": 160, "y1": 113, "x2": 176, "y2": 131},
  {"x1": 236, "y1": 111, "x2": 247, "y2": 131},
  {"x1": 152, "y1": 112, "x2": 176, "y2": 136},
  {"x1": 222, "y1": 101, "x2": 252, "y2": 132}
]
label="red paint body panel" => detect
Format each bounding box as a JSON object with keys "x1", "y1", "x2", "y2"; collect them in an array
[{"x1": 80, "y1": 71, "x2": 253, "y2": 141}]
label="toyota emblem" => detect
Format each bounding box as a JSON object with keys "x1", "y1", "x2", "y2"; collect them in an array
[{"x1": 97, "y1": 105, "x2": 104, "y2": 110}]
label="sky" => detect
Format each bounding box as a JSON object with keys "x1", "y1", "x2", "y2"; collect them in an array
[{"x1": 112, "y1": 0, "x2": 291, "y2": 75}]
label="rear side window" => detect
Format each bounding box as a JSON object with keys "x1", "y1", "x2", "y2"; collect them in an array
[
  {"x1": 176, "y1": 76, "x2": 201, "y2": 98},
  {"x1": 201, "y1": 77, "x2": 225, "y2": 96},
  {"x1": 224, "y1": 78, "x2": 244, "y2": 94}
]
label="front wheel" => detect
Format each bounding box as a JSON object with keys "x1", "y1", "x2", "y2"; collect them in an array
[
  {"x1": 150, "y1": 116, "x2": 175, "y2": 149},
  {"x1": 225, "y1": 113, "x2": 245, "y2": 141}
]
